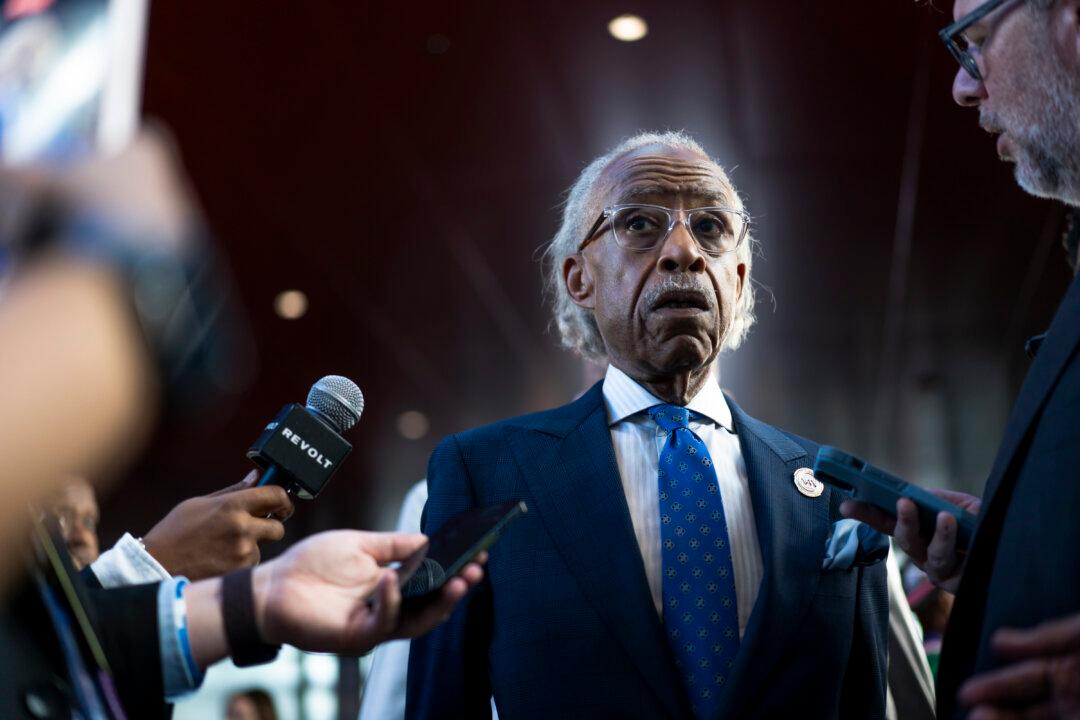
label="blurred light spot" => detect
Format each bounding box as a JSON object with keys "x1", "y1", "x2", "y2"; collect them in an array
[
  {"x1": 302, "y1": 686, "x2": 336, "y2": 720},
  {"x1": 608, "y1": 14, "x2": 647, "y2": 42},
  {"x1": 426, "y1": 34, "x2": 450, "y2": 54},
  {"x1": 274, "y1": 290, "x2": 308, "y2": 320},
  {"x1": 397, "y1": 410, "x2": 430, "y2": 440},
  {"x1": 302, "y1": 653, "x2": 338, "y2": 687}
]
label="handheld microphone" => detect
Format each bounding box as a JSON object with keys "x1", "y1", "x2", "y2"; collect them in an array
[{"x1": 247, "y1": 375, "x2": 364, "y2": 499}]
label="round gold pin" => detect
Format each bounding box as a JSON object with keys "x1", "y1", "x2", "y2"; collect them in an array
[{"x1": 793, "y1": 467, "x2": 824, "y2": 498}]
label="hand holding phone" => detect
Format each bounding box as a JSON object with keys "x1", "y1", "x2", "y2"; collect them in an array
[{"x1": 815, "y1": 446, "x2": 979, "y2": 553}]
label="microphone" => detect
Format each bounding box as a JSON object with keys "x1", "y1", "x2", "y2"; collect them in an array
[{"x1": 247, "y1": 375, "x2": 365, "y2": 499}]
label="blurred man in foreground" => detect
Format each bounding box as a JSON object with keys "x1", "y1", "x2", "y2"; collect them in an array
[
  {"x1": 407, "y1": 131, "x2": 890, "y2": 719},
  {"x1": 845, "y1": 0, "x2": 1080, "y2": 716}
]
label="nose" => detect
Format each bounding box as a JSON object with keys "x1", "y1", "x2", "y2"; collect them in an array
[
  {"x1": 657, "y1": 218, "x2": 706, "y2": 274},
  {"x1": 952, "y1": 64, "x2": 987, "y2": 107}
]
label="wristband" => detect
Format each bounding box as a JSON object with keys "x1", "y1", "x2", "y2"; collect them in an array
[{"x1": 222, "y1": 568, "x2": 280, "y2": 667}]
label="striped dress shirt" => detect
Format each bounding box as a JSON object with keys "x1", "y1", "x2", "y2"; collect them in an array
[{"x1": 602, "y1": 364, "x2": 763, "y2": 637}]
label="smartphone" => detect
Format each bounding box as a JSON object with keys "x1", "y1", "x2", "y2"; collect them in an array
[
  {"x1": 400, "y1": 500, "x2": 527, "y2": 601},
  {"x1": 0, "y1": 0, "x2": 148, "y2": 165},
  {"x1": 813, "y1": 446, "x2": 978, "y2": 553}
]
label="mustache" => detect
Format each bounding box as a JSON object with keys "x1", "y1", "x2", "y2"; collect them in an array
[
  {"x1": 980, "y1": 109, "x2": 1004, "y2": 134},
  {"x1": 643, "y1": 276, "x2": 715, "y2": 311}
]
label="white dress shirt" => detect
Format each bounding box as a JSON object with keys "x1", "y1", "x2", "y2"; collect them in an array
[{"x1": 603, "y1": 365, "x2": 762, "y2": 636}]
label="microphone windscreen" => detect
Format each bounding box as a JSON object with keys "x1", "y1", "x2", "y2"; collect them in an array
[{"x1": 306, "y1": 375, "x2": 364, "y2": 433}]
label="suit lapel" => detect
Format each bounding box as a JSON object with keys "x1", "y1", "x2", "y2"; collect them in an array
[
  {"x1": 507, "y1": 383, "x2": 691, "y2": 719},
  {"x1": 717, "y1": 398, "x2": 833, "y2": 718},
  {"x1": 982, "y1": 273, "x2": 1080, "y2": 505}
]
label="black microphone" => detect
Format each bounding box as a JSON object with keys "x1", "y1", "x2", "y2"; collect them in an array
[{"x1": 247, "y1": 375, "x2": 364, "y2": 499}]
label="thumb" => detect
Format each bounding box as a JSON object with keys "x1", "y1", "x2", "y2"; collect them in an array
[
  {"x1": 207, "y1": 469, "x2": 259, "y2": 497},
  {"x1": 355, "y1": 532, "x2": 429, "y2": 565}
]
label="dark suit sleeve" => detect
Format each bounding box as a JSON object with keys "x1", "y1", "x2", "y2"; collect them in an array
[
  {"x1": 838, "y1": 561, "x2": 889, "y2": 720},
  {"x1": 406, "y1": 435, "x2": 494, "y2": 720},
  {"x1": 85, "y1": 582, "x2": 171, "y2": 720}
]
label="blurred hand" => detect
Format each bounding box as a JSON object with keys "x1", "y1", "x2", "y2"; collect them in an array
[
  {"x1": 142, "y1": 470, "x2": 293, "y2": 580},
  {"x1": 840, "y1": 488, "x2": 981, "y2": 593},
  {"x1": 253, "y1": 530, "x2": 485, "y2": 655},
  {"x1": 0, "y1": 127, "x2": 197, "y2": 255},
  {"x1": 961, "y1": 612, "x2": 1080, "y2": 719}
]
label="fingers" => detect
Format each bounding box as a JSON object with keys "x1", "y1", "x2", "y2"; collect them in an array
[
  {"x1": 892, "y1": 498, "x2": 928, "y2": 561},
  {"x1": 354, "y1": 532, "x2": 429, "y2": 564},
  {"x1": 365, "y1": 570, "x2": 402, "y2": 644},
  {"x1": 930, "y1": 488, "x2": 983, "y2": 514},
  {"x1": 232, "y1": 485, "x2": 294, "y2": 520},
  {"x1": 960, "y1": 658, "x2": 1051, "y2": 707},
  {"x1": 925, "y1": 511, "x2": 962, "y2": 579},
  {"x1": 207, "y1": 469, "x2": 259, "y2": 497},
  {"x1": 247, "y1": 516, "x2": 287, "y2": 544},
  {"x1": 839, "y1": 500, "x2": 897, "y2": 535},
  {"x1": 993, "y1": 614, "x2": 1080, "y2": 659}
]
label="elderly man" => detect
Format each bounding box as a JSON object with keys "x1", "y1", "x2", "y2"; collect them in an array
[
  {"x1": 406, "y1": 132, "x2": 890, "y2": 719},
  {"x1": 844, "y1": 1, "x2": 1080, "y2": 717}
]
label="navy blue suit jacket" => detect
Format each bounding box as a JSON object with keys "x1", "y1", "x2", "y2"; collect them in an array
[
  {"x1": 938, "y1": 272, "x2": 1080, "y2": 718},
  {"x1": 406, "y1": 384, "x2": 888, "y2": 719}
]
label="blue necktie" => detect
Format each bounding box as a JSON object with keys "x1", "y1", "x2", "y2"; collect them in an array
[{"x1": 649, "y1": 404, "x2": 739, "y2": 719}]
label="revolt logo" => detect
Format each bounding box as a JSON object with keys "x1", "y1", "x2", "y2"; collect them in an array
[{"x1": 280, "y1": 427, "x2": 333, "y2": 469}]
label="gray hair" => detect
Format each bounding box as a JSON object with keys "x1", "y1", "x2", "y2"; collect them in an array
[{"x1": 542, "y1": 130, "x2": 757, "y2": 363}]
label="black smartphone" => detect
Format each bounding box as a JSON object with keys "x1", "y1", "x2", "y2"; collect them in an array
[
  {"x1": 399, "y1": 500, "x2": 527, "y2": 600},
  {"x1": 814, "y1": 446, "x2": 978, "y2": 553}
]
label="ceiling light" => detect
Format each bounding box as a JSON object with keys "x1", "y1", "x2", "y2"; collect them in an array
[
  {"x1": 397, "y1": 410, "x2": 430, "y2": 440},
  {"x1": 274, "y1": 289, "x2": 308, "y2": 320},
  {"x1": 608, "y1": 14, "x2": 647, "y2": 42}
]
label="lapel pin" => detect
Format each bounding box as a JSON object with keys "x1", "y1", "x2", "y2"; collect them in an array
[{"x1": 793, "y1": 467, "x2": 824, "y2": 498}]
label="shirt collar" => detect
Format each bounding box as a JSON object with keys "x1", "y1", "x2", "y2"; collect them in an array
[{"x1": 602, "y1": 364, "x2": 733, "y2": 430}]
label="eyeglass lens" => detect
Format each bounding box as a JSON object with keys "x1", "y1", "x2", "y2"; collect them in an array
[{"x1": 611, "y1": 206, "x2": 743, "y2": 255}]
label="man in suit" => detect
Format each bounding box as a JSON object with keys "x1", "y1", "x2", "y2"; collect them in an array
[
  {"x1": 844, "y1": 0, "x2": 1080, "y2": 716},
  {"x1": 406, "y1": 131, "x2": 890, "y2": 719}
]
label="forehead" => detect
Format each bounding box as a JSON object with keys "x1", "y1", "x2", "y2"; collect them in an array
[
  {"x1": 598, "y1": 144, "x2": 737, "y2": 207},
  {"x1": 58, "y1": 479, "x2": 98, "y2": 511}
]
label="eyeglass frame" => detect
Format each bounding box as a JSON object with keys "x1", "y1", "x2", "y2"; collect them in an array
[
  {"x1": 938, "y1": 0, "x2": 1017, "y2": 82},
  {"x1": 577, "y1": 203, "x2": 751, "y2": 256}
]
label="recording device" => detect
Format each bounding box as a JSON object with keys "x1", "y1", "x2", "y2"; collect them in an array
[
  {"x1": 814, "y1": 446, "x2": 978, "y2": 553},
  {"x1": 0, "y1": 0, "x2": 148, "y2": 165},
  {"x1": 400, "y1": 500, "x2": 527, "y2": 601},
  {"x1": 247, "y1": 375, "x2": 364, "y2": 500}
]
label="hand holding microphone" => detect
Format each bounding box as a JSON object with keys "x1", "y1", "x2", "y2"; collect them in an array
[{"x1": 141, "y1": 470, "x2": 294, "y2": 581}]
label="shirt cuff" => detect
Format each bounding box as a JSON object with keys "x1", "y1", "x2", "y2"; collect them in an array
[
  {"x1": 158, "y1": 576, "x2": 206, "y2": 701},
  {"x1": 90, "y1": 532, "x2": 172, "y2": 588}
]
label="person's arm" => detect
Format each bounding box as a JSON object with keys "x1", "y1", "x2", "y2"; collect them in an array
[
  {"x1": 140, "y1": 471, "x2": 293, "y2": 580},
  {"x1": 90, "y1": 471, "x2": 294, "y2": 588},
  {"x1": 182, "y1": 529, "x2": 482, "y2": 668},
  {"x1": 841, "y1": 489, "x2": 981, "y2": 593}
]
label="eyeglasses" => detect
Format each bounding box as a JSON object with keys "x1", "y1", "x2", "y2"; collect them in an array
[
  {"x1": 938, "y1": 0, "x2": 1016, "y2": 82},
  {"x1": 578, "y1": 203, "x2": 750, "y2": 257}
]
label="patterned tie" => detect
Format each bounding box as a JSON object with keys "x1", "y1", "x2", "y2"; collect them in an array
[{"x1": 649, "y1": 404, "x2": 739, "y2": 719}]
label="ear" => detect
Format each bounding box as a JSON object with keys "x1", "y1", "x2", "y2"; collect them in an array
[
  {"x1": 563, "y1": 254, "x2": 595, "y2": 309},
  {"x1": 734, "y1": 262, "x2": 746, "y2": 302}
]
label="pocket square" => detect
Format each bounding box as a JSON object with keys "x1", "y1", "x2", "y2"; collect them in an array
[{"x1": 822, "y1": 519, "x2": 889, "y2": 570}]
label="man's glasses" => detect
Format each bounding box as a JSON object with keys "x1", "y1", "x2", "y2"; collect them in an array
[
  {"x1": 578, "y1": 204, "x2": 750, "y2": 257},
  {"x1": 938, "y1": 0, "x2": 1014, "y2": 81}
]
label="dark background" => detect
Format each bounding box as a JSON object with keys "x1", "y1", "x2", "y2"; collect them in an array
[{"x1": 102, "y1": 0, "x2": 1074, "y2": 553}]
